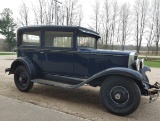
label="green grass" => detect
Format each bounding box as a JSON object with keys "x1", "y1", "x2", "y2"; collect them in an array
[
  {"x1": 139, "y1": 56, "x2": 160, "y2": 68},
  {"x1": 144, "y1": 61, "x2": 160, "y2": 68},
  {"x1": 0, "y1": 52, "x2": 16, "y2": 55}
]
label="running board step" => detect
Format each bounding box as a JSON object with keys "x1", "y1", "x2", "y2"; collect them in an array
[{"x1": 31, "y1": 79, "x2": 80, "y2": 89}]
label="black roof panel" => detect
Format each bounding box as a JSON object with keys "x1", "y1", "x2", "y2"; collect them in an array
[{"x1": 17, "y1": 25, "x2": 100, "y2": 38}]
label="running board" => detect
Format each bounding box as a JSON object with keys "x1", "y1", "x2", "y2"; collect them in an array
[{"x1": 31, "y1": 79, "x2": 82, "y2": 89}]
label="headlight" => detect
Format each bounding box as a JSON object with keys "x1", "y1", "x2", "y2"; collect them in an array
[
  {"x1": 131, "y1": 59, "x2": 144, "y2": 71},
  {"x1": 136, "y1": 59, "x2": 140, "y2": 71},
  {"x1": 140, "y1": 59, "x2": 144, "y2": 69}
]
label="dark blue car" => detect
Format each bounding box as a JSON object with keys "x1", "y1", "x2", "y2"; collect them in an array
[{"x1": 5, "y1": 25, "x2": 160, "y2": 116}]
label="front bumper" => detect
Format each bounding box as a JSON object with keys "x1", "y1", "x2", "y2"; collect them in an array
[
  {"x1": 140, "y1": 65, "x2": 160, "y2": 102},
  {"x1": 148, "y1": 82, "x2": 160, "y2": 103}
]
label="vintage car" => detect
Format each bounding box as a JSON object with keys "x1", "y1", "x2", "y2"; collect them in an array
[{"x1": 5, "y1": 25, "x2": 160, "y2": 116}]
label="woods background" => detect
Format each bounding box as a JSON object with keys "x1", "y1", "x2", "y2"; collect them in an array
[{"x1": 0, "y1": 0, "x2": 160, "y2": 55}]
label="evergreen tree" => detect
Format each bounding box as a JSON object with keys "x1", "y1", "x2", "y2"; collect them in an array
[{"x1": 0, "y1": 8, "x2": 16, "y2": 51}]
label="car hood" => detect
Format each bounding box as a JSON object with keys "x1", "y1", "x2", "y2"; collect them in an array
[
  {"x1": 79, "y1": 48, "x2": 131, "y2": 56},
  {"x1": 91, "y1": 49, "x2": 131, "y2": 55}
]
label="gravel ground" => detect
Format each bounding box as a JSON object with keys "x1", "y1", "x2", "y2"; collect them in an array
[{"x1": 0, "y1": 55, "x2": 160, "y2": 121}]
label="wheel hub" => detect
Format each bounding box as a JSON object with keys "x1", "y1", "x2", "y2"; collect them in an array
[
  {"x1": 110, "y1": 86, "x2": 129, "y2": 105},
  {"x1": 19, "y1": 77, "x2": 22, "y2": 82},
  {"x1": 115, "y1": 93, "x2": 121, "y2": 100},
  {"x1": 19, "y1": 72, "x2": 28, "y2": 86}
]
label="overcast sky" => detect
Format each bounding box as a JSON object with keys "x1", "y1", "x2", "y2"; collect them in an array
[
  {"x1": 0, "y1": 0, "x2": 134, "y2": 25},
  {"x1": 0, "y1": 0, "x2": 134, "y2": 38}
]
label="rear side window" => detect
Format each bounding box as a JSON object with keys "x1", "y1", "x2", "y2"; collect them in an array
[
  {"x1": 22, "y1": 31, "x2": 40, "y2": 46},
  {"x1": 45, "y1": 31, "x2": 73, "y2": 48}
]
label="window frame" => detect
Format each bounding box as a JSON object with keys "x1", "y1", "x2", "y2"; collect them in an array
[
  {"x1": 77, "y1": 33, "x2": 97, "y2": 49},
  {"x1": 20, "y1": 30, "x2": 41, "y2": 47},
  {"x1": 43, "y1": 30, "x2": 75, "y2": 50}
]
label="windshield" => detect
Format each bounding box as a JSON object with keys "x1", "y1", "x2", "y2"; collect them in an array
[{"x1": 77, "y1": 36, "x2": 96, "y2": 49}]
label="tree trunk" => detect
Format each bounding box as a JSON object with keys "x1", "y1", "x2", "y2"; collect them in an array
[{"x1": 156, "y1": 42, "x2": 159, "y2": 55}]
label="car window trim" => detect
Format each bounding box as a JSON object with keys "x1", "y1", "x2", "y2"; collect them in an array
[{"x1": 43, "y1": 30, "x2": 74, "y2": 49}]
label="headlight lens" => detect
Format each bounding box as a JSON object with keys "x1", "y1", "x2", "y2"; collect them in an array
[
  {"x1": 136, "y1": 59, "x2": 140, "y2": 71},
  {"x1": 131, "y1": 59, "x2": 144, "y2": 71},
  {"x1": 140, "y1": 59, "x2": 144, "y2": 69}
]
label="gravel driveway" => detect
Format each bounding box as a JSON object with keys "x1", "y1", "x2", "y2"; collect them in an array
[{"x1": 0, "y1": 55, "x2": 160, "y2": 121}]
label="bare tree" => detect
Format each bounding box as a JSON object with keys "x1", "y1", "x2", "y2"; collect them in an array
[
  {"x1": 31, "y1": 0, "x2": 46, "y2": 25},
  {"x1": 103, "y1": 0, "x2": 110, "y2": 48},
  {"x1": 134, "y1": 0, "x2": 149, "y2": 53},
  {"x1": 101, "y1": 0, "x2": 119, "y2": 49},
  {"x1": 45, "y1": 0, "x2": 54, "y2": 25},
  {"x1": 64, "y1": 0, "x2": 79, "y2": 26},
  {"x1": 40, "y1": 0, "x2": 62, "y2": 25},
  {"x1": 32, "y1": 0, "x2": 56, "y2": 25},
  {"x1": 58, "y1": 5, "x2": 65, "y2": 25},
  {"x1": 110, "y1": 0, "x2": 119, "y2": 49},
  {"x1": 32, "y1": 4, "x2": 39, "y2": 25},
  {"x1": 119, "y1": 3, "x2": 130, "y2": 50},
  {"x1": 54, "y1": 0, "x2": 63, "y2": 25},
  {"x1": 29, "y1": 0, "x2": 80, "y2": 26},
  {"x1": 39, "y1": 0, "x2": 46, "y2": 25},
  {"x1": 77, "y1": 5, "x2": 83, "y2": 26},
  {"x1": 92, "y1": 0, "x2": 100, "y2": 32},
  {"x1": 18, "y1": 0, "x2": 29, "y2": 26},
  {"x1": 145, "y1": 0, "x2": 156, "y2": 58},
  {"x1": 153, "y1": 0, "x2": 160, "y2": 55}
]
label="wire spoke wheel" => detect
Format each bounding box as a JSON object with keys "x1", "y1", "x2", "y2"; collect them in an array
[
  {"x1": 100, "y1": 76, "x2": 141, "y2": 116},
  {"x1": 14, "y1": 66, "x2": 33, "y2": 92}
]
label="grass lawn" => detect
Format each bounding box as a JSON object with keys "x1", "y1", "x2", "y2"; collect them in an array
[
  {"x1": 144, "y1": 61, "x2": 160, "y2": 68},
  {"x1": 139, "y1": 56, "x2": 160, "y2": 68},
  {"x1": 0, "y1": 52, "x2": 16, "y2": 55}
]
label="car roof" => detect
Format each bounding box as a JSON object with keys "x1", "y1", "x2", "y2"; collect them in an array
[{"x1": 17, "y1": 25, "x2": 100, "y2": 38}]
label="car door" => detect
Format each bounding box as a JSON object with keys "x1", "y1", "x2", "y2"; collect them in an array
[
  {"x1": 73, "y1": 49, "x2": 89, "y2": 78},
  {"x1": 73, "y1": 34, "x2": 97, "y2": 78},
  {"x1": 41, "y1": 31, "x2": 74, "y2": 76},
  {"x1": 18, "y1": 31, "x2": 42, "y2": 72}
]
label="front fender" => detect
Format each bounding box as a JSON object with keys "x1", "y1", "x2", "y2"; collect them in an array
[
  {"x1": 86, "y1": 67, "x2": 146, "y2": 93},
  {"x1": 9, "y1": 57, "x2": 37, "y2": 79},
  {"x1": 88, "y1": 67, "x2": 143, "y2": 82},
  {"x1": 140, "y1": 65, "x2": 151, "y2": 82}
]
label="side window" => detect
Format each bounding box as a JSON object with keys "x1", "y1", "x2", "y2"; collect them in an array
[
  {"x1": 22, "y1": 31, "x2": 40, "y2": 46},
  {"x1": 77, "y1": 37, "x2": 96, "y2": 48},
  {"x1": 45, "y1": 31, "x2": 73, "y2": 48}
]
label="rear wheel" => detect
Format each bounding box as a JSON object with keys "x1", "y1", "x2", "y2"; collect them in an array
[
  {"x1": 100, "y1": 76, "x2": 141, "y2": 116},
  {"x1": 14, "y1": 66, "x2": 33, "y2": 92}
]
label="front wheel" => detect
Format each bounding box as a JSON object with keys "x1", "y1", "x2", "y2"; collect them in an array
[
  {"x1": 14, "y1": 66, "x2": 33, "y2": 92},
  {"x1": 100, "y1": 76, "x2": 141, "y2": 116}
]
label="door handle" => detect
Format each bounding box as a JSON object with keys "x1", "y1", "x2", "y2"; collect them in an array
[{"x1": 40, "y1": 51, "x2": 44, "y2": 54}]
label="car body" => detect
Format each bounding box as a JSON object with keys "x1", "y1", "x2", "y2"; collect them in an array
[{"x1": 5, "y1": 25, "x2": 160, "y2": 116}]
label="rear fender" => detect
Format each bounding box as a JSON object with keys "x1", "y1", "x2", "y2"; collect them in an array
[{"x1": 9, "y1": 57, "x2": 37, "y2": 79}]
